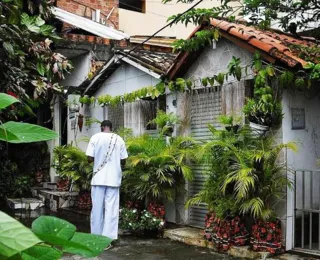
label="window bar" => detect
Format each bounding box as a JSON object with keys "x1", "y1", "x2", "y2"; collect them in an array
[
  {"x1": 302, "y1": 171, "x2": 305, "y2": 248},
  {"x1": 319, "y1": 172, "x2": 320, "y2": 250},
  {"x1": 293, "y1": 170, "x2": 297, "y2": 248},
  {"x1": 310, "y1": 171, "x2": 313, "y2": 250}
]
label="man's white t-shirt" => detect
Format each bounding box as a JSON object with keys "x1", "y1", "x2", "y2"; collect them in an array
[{"x1": 85, "y1": 132, "x2": 128, "y2": 187}]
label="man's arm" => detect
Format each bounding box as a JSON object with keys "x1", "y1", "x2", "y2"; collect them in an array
[{"x1": 86, "y1": 136, "x2": 95, "y2": 163}]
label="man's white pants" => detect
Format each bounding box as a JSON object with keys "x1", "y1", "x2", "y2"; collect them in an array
[{"x1": 91, "y1": 186, "x2": 119, "y2": 239}]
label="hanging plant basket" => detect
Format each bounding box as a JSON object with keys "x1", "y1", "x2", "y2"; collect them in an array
[
  {"x1": 204, "y1": 212, "x2": 249, "y2": 251},
  {"x1": 249, "y1": 122, "x2": 270, "y2": 137},
  {"x1": 250, "y1": 219, "x2": 282, "y2": 254}
]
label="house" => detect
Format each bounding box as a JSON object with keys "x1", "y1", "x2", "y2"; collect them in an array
[
  {"x1": 62, "y1": 17, "x2": 320, "y2": 254},
  {"x1": 49, "y1": 0, "x2": 320, "y2": 254}
]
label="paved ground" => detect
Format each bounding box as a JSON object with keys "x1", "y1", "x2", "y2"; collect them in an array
[{"x1": 63, "y1": 237, "x2": 237, "y2": 260}]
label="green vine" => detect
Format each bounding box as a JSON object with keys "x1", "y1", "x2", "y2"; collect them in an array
[{"x1": 77, "y1": 54, "x2": 317, "y2": 110}]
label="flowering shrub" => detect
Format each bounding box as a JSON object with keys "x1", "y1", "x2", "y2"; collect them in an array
[
  {"x1": 204, "y1": 212, "x2": 249, "y2": 251},
  {"x1": 139, "y1": 210, "x2": 165, "y2": 231},
  {"x1": 119, "y1": 208, "x2": 139, "y2": 230},
  {"x1": 250, "y1": 219, "x2": 282, "y2": 254},
  {"x1": 147, "y1": 202, "x2": 165, "y2": 219},
  {"x1": 119, "y1": 206, "x2": 165, "y2": 237}
]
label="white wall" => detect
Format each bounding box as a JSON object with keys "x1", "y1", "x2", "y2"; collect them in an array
[
  {"x1": 282, "y1": 89, "x2": 320, "y2": 250},
  {"x1": 61, "y1": 53, "x2": 91, "y2": 87},
  {"x1": 67, "y1": 63, "x2": 161, "y2": 150},
  {"x1": 119, "y1": 0, "x2": 239, "y2": 39}
]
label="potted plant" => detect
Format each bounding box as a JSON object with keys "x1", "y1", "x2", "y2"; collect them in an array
[
  {"x1": 52, "y1": 145, "x2": 93, "y2": 196},
  {"x1": 148, "y1": 110, "x2": 180, "y2": 137},
  {"x1": 220, "y1": 132, "x2": 297, "y2": 254},
  {"x1": 243, "y1": 86, "x2": 283, "y2": 136},
  {"x1": 122, "y1": 134, "x2": 196, "y2": 204},
  {"x1": 187, "y1": 123, "x2": 250, "y2": 250},
  {"x1": 218, "y1": 114, "x2": 242, "y2": 133}
]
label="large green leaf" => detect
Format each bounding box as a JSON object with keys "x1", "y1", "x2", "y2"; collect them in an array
[
  {"x1": 0, "y1": 122, "x2": 58, "y2": 143},
  {"x1": 0, "y1": 212, "x2": 41, "y2": 258},
  {"x1": 64, "y1": 232, "x2": 112, "y2": 257},
  {"x1": 21, "y1": 245, "x2": 62, "y2": 260},
  {"x1": 32, "y1": 216, "x2": 76, "y2": 240},
  {"x1": 0, "y1": 93, "x2": 20, "y2": 110}
]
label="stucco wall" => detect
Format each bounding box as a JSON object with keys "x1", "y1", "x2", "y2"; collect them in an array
[
  {"x1": 67, "y1": 63, "x2": 161, "y2": 150},
  {"x1": 172, "y1": 39, "x2": 252, "y2": 224},
  {"x1": 61, "y1": 53, "x2": 91, "y2": 87},
  {"x1": 282, "y1": 89, "x2": 320, "y2": 250}
]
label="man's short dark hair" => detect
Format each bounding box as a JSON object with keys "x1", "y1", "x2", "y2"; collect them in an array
[{"x1": 101, "y1": 120, "x2": 112, "y2": 130}]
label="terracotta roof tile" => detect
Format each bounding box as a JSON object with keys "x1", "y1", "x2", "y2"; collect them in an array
[{"x1": 210, "y1": 18, "x2": 318, "y2": 68}]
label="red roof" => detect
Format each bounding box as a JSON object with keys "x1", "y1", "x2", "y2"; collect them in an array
[{"x1": 211, "y1": 18, "x2": 318, "y2": 68}]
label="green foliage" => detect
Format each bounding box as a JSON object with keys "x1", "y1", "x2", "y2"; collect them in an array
[
  {"x1": 79, "y1": 96, "x2": 95, "y2": 105},
  {"x1": 172, "y1": 29, "x2": 220, "y2": 51},
  {"x1": 0, "y1": 212, "x2": 111, "y2": 259},
  {"x1": 122, "y1": 134, "x2": 196, "y2": 202},
  {"x1": 119, "y1": 208, "x2": 164, "y2": 232},
  {"x1": 227, "y1": 56, "x2": 242, "y2": 81},
  {"x1": 84, "y1": 116, "x2": 101, "y2": 127},
  {"x1": 52, "y1": 145, "x2": 93, "y2": 191},
  {"x1": 0, "y1": 93, "x2": 58, "y2": 143},
  {"x1": 242, "y1": 0, "x2": 319, "y2": 32},
  {"x1": 188, "y1": 123, "x2": 297, "y2": 220},
  {"x1": 0, "y1": 1, "x2": 72, "y2": 101},
  {"x1": 218, "y1": 114, "x2": 242, "y2": 127},
  {"x1": 187, "y1": 125, "x2": 253, "y2": 218},
  {"x1": 96, "y1": 83, "x2": 166, "y2": 107},
  {"x1": 304, "y1": 62, "x2": 320, "y2": 81},
  {"x1": 116, "y1": 127, "x2": 133, "y2": 141},
  {"x1": 148, "y1": 110, "x2": 180, "y2": 136},
  {"x1": 243, "y1": 97, "x2": 283, "y2": 127},
  {"x1": 167, "y1": 6, "x2": 233, "y2": 26},
  {"x1": 221, "y1": 135, "x2": 297, "y2": 220},
  {"x1": 243, "y1": 61, "x2": 283, "y2": 128}
]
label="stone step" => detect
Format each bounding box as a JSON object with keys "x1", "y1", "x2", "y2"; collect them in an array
[
  {"x1": 39, "y1": 190, "x2": 79, "y2": 212},
  {"x1": 7, "y1": 198, "x2": 44, "y2": 210},
  {"x1": 43, "y1": 182, "x2": 57, "y2": 190},
  {"x1": 164, "y1": 227, "x2": 270, "y2": 259}
]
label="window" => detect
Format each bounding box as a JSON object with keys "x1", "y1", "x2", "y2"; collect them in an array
[{"x1": 119, "y1": 0, "x2": 145, "y2": 13}]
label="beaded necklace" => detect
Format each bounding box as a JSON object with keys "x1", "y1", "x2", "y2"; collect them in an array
[{"x1": 93, "y1": 133, "x2": 118, "y2": 176}]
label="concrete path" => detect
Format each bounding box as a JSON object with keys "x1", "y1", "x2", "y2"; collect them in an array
[{"x1": 63, "y1": 237, "x2": 237, "y2": 260}]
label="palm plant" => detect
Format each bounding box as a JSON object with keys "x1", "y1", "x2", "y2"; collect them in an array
[
  {"x1": 188, "y1": 118, "x2": 297, "y2": 221},
  {"x1": 52, "y1": 145, "x2": 93, "y2": 191},
  {"x1": 122, "y1": 134, "x2": 196, "y2": 202},
  {"x1": 187, "y1": 124, "x2": 253, "y2": 218},
  {"x1": 221, "y1": 136, "x2": 297, "y2": 220},
  {"x1": 148, "y1": 110, "x2": 180, "y2": 136}
]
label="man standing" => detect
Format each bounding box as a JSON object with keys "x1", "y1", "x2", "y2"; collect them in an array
[{"x1": 86, "y1": 120, "x2": 128, "y2": 241}]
